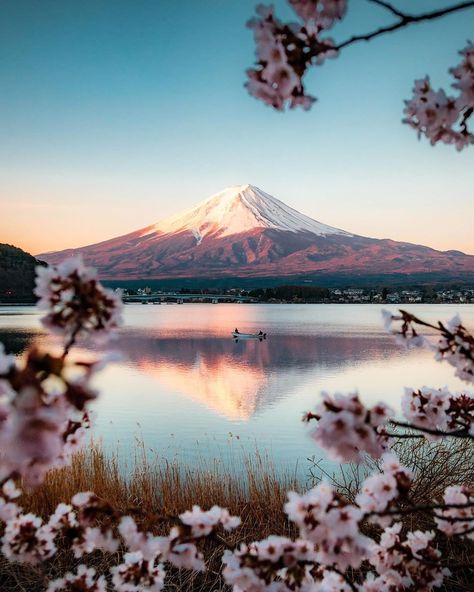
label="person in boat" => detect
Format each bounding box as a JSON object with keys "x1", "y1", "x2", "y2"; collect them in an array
[
  {"x1": 258, "y1": 331, "x2": 263, "y2": 335},
  {"x1": 234, "y1": 328, "x2": 239, "y2": 334}
]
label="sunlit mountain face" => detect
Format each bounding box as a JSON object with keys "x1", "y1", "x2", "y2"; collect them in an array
[{"x1": 38, "y1": 185, "x2": 474, "y2": 282}]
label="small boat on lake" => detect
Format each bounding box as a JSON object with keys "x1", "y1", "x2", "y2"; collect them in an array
[{"x1": 232, "y1": 329, "x2": 267, "y2": 340}]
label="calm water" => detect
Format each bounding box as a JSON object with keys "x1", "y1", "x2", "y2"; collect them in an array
[{"x1": 0, "y1": 304, "x2": 472, "y2": 475}]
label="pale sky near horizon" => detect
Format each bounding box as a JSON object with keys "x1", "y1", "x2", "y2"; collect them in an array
[{"x1": 0, "y1": 0, "x2": 473, "y2": 256}]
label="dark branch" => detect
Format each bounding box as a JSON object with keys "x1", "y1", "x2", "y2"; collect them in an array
[
  {"x1": 335, "y1": 2, "x2": 474, "y2": 51},
  {"x1": 365, "y1": 501, "x2": 474, "y2": 519},
  {"x1": 389, "y1": 420, "x2": 473, "y2": 439},
  {"x1": 367, "y1": 0, "x2": 405, "y2": 18}
]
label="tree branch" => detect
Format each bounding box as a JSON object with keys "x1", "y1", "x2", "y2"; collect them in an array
[
  {"x1": 335, "y1": 2, "x2": 474, "y2": 51},
  {"x1": 365, "y1": 501, "x2": 474, "y2": 519},
  {"x1": 389, "y1": 420, "x2": 473, "y2": 439},
  {"x1": 367, "y1": 0, "x2": 405, "y2": 19}
]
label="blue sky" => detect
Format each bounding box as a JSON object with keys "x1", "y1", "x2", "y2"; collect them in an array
[{"x1": 0, "y1": 0, "x2": 473, "y2": 254}]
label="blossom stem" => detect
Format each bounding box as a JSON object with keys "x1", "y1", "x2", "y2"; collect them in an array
[
  {"x1": 62, "y1": 323, "x2": 82, "y2": 358},
  {"x1": 389, "y1": 420, "x2": 473, "y2": 439},
  {"x1": 365, "y1": 501, "x2": 474, "y2": 519},
  {"x1": 335, "y1": 2, "x2": 474, "y2": 52},
  {"x1": 329, "y1": 567, "x2": 358, "y2": 592},
  {"x1": 367, "y1": 0, "x2": 406, "y2": 18}
]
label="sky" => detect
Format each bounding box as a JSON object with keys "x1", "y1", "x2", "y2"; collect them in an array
[{"x1": 0, "y1": 0, "x2": 473, "y2": 255}]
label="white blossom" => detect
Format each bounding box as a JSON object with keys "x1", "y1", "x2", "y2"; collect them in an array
[
  {"x1": 1, "y1": 513, "x2": 56, "y2": 564},
  {"x1": 305, "y1": 392, "x2": 393, "y2": 462},
  {"x1": 434, "y1": 485, "x2": 474, "y2": 539},
  {"x1": 34, "y1": 256, "x2": 123, "y2": 343},
  {"x1": 47, "y1": 565, "x2": 107, "y2": 592},
  {"x1": 111, "y1": 551, "x2": 166, "y2": 592}
]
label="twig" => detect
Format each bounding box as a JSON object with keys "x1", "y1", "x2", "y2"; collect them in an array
[
  {"x1": 367, "y1": 0, "x2": 405, "y2": 18},
  {"x1": 389, "y1": 420, "x2": 473, "y2": 439},
  {"x1": 365, "y1": 501, "x2": 474, "y2": 519},
  {"x1": 335, "y1": 2, "x2": 474, "y2": 51}
]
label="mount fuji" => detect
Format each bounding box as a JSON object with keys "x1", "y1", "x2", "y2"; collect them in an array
[{"x1": 39, "y1": 184, "x2": 474, "y2": 284}]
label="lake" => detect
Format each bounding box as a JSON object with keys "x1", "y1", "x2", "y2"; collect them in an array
[{"x1": 0, "y1": 303, "x2": 472, "y2": 477}]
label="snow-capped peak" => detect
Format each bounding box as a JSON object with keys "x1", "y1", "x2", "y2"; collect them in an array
[{"x1": 143, "y1": 184, "x2": 350, "y2": 241}]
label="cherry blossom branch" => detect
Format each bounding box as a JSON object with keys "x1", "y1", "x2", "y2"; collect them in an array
[
  {"x1": 329, "y1": 567, "x2": 358, "y2": 592},
  {"x1": 335, "y1": 2, "x2": 474, "y2": 51},
  {"x1": 365, "y1": 501, "x2": 474, "y2": 519},
  {"x1": 367, "y1": 0, "x2": 405, "y2": 19},
  {"x1": 388, "y1": 420, "x2": 473, "y2": 439}
]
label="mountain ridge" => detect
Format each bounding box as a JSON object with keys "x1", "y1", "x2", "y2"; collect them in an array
[{"x1": 38, "y1": 185, "x2": 474, "y2": 283}]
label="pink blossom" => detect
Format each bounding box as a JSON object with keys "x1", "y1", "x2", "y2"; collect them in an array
[
  {"x1": 47, "y1": 565, "x2": 107, "y2": 592},
  {"x1": 35, "y1": 256, "x2": 123, "y2": 344},
  {"x1": 179, "y1": 505, "x2": 241, "y2": 537},
  {"x1": 1, "y1": 513, "x2": 56, "y2": 564},
  {"x1": 434, "y1": 485, "x2": 474, "y2": 539},
  {"x1": 305, "y1": 392, "x2": 393, "y2": 462},
  {"x1": 111, "y1": 551, "x2": 166, "y2": 592}
]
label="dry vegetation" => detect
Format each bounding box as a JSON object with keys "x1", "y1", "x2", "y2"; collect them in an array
[{"x1": 1, "y1": 437, "x2": 473, "y2": 591}]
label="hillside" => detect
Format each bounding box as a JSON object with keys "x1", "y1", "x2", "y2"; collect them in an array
[{"x1": 0, "y1": 244, "x2": 44, "y2": 302}]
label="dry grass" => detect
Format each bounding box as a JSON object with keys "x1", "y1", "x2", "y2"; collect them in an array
[
  {"x1": 0, "y1": 438, "x2": 472, "y2": 591},
  {"x1": 1, "y1": 441, "x2": 300, "y2": 592}
]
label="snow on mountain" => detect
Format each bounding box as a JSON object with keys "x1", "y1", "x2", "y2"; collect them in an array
[
  {"x1": 143, "y1": 184, "x2": 349, "y2": 242},
  {"x1": 38, "y1": 184, "x2": 474, "y2": 283}
]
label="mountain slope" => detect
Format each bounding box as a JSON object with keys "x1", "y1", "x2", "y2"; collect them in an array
[{"x1": 38, "y1": 185, "x2": 474, "y2": 282}]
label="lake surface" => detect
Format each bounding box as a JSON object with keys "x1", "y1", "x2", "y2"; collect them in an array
[{"x1": 1, "y1": 304, "x2": 472, "y2": 477}]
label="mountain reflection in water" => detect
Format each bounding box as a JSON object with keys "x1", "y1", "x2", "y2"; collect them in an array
[
  {"x1": 114, "y1": 332, "x2": 402, "y2": 420},
  {"x1": 1, "y1": 304, "x2": 471, "y2": 468}
]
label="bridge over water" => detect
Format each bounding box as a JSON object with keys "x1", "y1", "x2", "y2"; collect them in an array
[{"x1": 122, "y1": 293, "x2": 257, "y2": 304}]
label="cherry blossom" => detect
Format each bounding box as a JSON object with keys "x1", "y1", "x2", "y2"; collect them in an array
[
  {"x1": 111, "y1": 551, "x2": 166, "y2": 592},
  {"x1": 35, "y1": 256, "x2": 123, "y2": 347},
  {"x1": 304, "y1": 392, "x2": 393, "y2": 462},
  {"x1": 1, "y1": 512, "x2": 56, "y2": 564},
  {"x1": 284, "y1": 482, "x2": 371, "y2": 570},
  {"x1": 246, "y1": 3, "x2": 341, "y2": 111},
  {"x1": 47, "y1": 565, "x2": 107, "y2": 592},
  {"x1": 289, "y1": 0, "x2": 347, "y2": 31},
  {"x1": 222, "y1": 536, "x2": 320, "y2": 591},
  {"x1": 404, "y1": 41, "x2": 474, "y2": 150},
  {"x1": 356, "y1": 453, "x2": 412, "y2": 525},
  {"x1": 0, "y1": 347, "x2": 99, "y2": 487},
  {"x1": 180, "y1": 504, "x2": 241, "y2": 536},
  {"x1": 382, "y1": 310, "x2": 474, "y2": 385},
  {"x1": 434, "y1": 485, "x2": 474, "y2": 539},
  {"x1": 369, "y1": 523, "x2": 449, "y2": 590}
]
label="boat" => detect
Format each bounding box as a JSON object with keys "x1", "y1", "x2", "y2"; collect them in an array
[{"x1": 232, "y1": 330, "x2": 267, "y2": 340}]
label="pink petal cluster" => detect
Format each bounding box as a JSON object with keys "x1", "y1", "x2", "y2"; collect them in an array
[
  {"x1": 0, "y1": 348, "x2": 98, "y2": 487},
  {"x1": 383, "y1": 310, "x2": 474, "y2": 385},
  {"x1": 111, "y1": 551, "x2": 166, "y2": 592},
  {"x1": 367, "y1": 523, "x2": 449, "y2": 590},
  {"x1": 222, "y1": 536, "x2": 319, "y2": 591},
  {"x1": 434, "y1": 485, "x2": 474, "y2": 539},
  {"x1": 285, "y1": 482, "x2": 371, "y2": 570},
  {"x1": 47, "y1": 565, "x2": 107, "y2": 592},
  {"x1": 246, "y1": 2, "x2": 343, "y2": 111},
  {"x1": 403, "y1": 42, "x2": 474, "y2": 150},
  {"x1": 180, "y1": 504, "x2": 241, "y2": 536},
  {"x1": 305, "y1": 392, "x2": 393, "y2": 462},
  {"x1": 356, "y1": 453, "x2": 412, "y2": 525},
  {"x1": 35, "y1": 256, "x2": 123, "y2": 343},
  {"x1": 289, "y1": 0, "x2": 347, "y2": 31},
  {"x1": 1, "y1": 512, "x2": 56, "y2": 564},
  {"x1": 433, "y1": 315, "x2": 474, "y2": 384}
]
